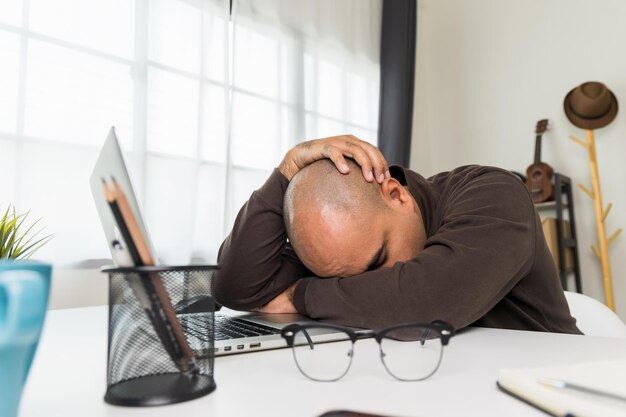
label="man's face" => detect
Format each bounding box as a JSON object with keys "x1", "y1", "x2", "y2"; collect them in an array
[{"x1": 293, "y1": 196, "x2": 424, "y2": 277}]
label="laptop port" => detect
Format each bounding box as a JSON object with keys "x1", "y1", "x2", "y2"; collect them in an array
[
  {"x1": 250, "y1": 343, "x2": 261, "y2": 348},
  {"x1": 224, "y1": 346, "x2": 232, "y2": 351},
  {"x1": 237, "y1": 344, "x2": 245, "y2": 350}
]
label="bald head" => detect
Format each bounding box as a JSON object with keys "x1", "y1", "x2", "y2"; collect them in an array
[{"x1": 284, "y1": 159, "x2": 388, "y2": 276}]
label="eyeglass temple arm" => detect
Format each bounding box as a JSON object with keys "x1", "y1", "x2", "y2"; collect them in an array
[
  {"x1": 302, "y1": 329, "x2": 314, "y2": 350},
  {"x1": 280, "y1": 324, "x2": 315, "y2": 350},
  {"x1": 430, "y1": 320, "x2": 455, "y2": 345}
]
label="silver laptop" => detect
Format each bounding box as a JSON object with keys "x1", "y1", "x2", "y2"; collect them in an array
[{"x1": 90, "y1": 127, "x2": 351, "y2": 356}]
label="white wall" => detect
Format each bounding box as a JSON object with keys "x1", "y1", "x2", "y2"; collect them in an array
[
  {"x1": 48, "y1": 268, "x2": 108, "y2": 309},
  {"x1": 411, "y1": 0, "x2": 626, "y2": 319}
]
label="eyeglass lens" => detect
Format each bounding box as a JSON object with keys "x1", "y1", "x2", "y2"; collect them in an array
[
  {"x1": 379, "y1": 326, "x2": 444, "y2": 381},
  {"x1": 291, "y1": 330, "x2": 354, "y2": 382}
]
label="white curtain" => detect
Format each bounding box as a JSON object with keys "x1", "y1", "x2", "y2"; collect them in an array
[{"x1": 0, "y1": 0, "x2": 381, "y2": 266}]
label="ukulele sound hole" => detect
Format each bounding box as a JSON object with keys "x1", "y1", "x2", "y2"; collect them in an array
[{"x1": 532, "y1": 171, "x2": 542, "y2": 179}]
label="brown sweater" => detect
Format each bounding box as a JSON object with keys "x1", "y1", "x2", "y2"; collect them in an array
[{"x1": 216, "y1": 164, "x2": 581, "y2": 333}]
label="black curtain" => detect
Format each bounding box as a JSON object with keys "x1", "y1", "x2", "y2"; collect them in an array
[{"x1": 377, "y1": 0, "x2": 416, "y2": 167}]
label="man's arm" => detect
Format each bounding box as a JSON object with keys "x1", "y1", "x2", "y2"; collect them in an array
[
  {"x1": 215, "y1": 135, "x2": 389, "y2": 311},
  {"x1": 290, "y1": 171, "x2": 537, "y2": 329},
  {"x1": 215, "y1": 169, "x2": 310, "y2": 310}
]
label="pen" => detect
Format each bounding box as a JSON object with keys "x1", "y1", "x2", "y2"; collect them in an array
[
  {"x1": 102, "y1": 179, "x2": 142, "y2": 264},
  {"x1": 538, "y1": 377, "x2": 626, "y2": 403}
]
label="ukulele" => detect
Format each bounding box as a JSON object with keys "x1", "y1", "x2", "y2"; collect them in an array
[{"x1": 525, "y1": 119, "x2": 554, "y2": 203}]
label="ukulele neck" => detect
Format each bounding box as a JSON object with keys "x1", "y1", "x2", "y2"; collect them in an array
[{"x1": 534, "y1": 134, "x2": 542, "y2": 164}]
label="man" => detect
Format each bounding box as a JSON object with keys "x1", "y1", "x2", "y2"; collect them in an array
[{"x1": 215, "y1": 135, "x2": 580, "y2": 333}]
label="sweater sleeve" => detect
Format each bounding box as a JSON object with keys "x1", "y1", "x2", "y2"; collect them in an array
[
  {"x1": 215, "y1": 169, "x2": 312, "y2": 310},
  {"x1": 291, "y1": 170, "x2": 536, "y2": 330}
]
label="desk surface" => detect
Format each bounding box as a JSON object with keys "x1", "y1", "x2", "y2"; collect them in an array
[{"x1": 20, "y1": 306, "x2": 626, "y2": 417}]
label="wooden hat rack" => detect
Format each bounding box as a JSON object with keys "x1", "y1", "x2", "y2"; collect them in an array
[{"x1": 569, "y1": 130, "x2": 622, "y2": 311}]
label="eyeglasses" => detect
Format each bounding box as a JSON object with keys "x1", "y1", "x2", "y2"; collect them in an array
[{"x1": 281, "y1": 320, "x2": 455, "y2": 382}]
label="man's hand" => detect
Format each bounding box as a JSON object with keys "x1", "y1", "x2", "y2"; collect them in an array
[
  {"x1": 256, "y1": 281, "x2": 300, "y2": 314},
  {"x1": 278, "y1": 135, "x2": 390, "y2": 184}
]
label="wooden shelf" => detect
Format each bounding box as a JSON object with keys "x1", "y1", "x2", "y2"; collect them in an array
[
  {"x1": 534, "y1": 173, "x2": 581, "y2": 293},
  {"x1": 535, "y1": 201, "x2": 568, "y2": 210}
]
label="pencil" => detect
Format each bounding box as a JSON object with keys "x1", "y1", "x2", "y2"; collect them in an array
[
  {"x1": 104, "y1": 178, "x2": 160, "y2": 329},
  {"x1": 110, "y1": 177, "x2": 154, "y2": 265},
  {"x1": 105, "y1": 177, "x2": 198, "y2": 375}
]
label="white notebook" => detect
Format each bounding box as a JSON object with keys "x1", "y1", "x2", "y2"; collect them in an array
[{"x1": 497, "y1": 360, "x2": 626, "y2": 417}]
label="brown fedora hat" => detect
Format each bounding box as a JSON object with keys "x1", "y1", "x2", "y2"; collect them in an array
[{"x1": 564, "y1": 81, "x2": 618, "y2": 129}]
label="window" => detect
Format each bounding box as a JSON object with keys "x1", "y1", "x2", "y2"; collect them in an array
[{"x1": 0, "y1": 0, "x2": 381, "y2": 266}]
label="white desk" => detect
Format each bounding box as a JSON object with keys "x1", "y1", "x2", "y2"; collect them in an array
[{"x1": 20, "y1": 306, "x2": 626, "y2": 417}]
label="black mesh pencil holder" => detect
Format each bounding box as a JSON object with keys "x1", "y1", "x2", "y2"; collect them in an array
[{"x1": 102, "y1": 265, "x2": 218, "y2": 407}]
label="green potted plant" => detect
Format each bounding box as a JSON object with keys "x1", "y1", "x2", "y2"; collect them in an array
[{"x1": 0, "y1": 205, "x2": 52, "y2": 260}]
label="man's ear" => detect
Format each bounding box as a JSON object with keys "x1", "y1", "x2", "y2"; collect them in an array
[{"x1": 381, "y1": 178, "x2": 411, "y2": 209}]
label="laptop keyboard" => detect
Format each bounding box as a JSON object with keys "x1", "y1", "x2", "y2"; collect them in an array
[
  {"x1": 180, "y1": 312, "x2": 280, "y2": 342},
  {"x1": 214, "y1": 314, "x2": 280, "y2": 340}
]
